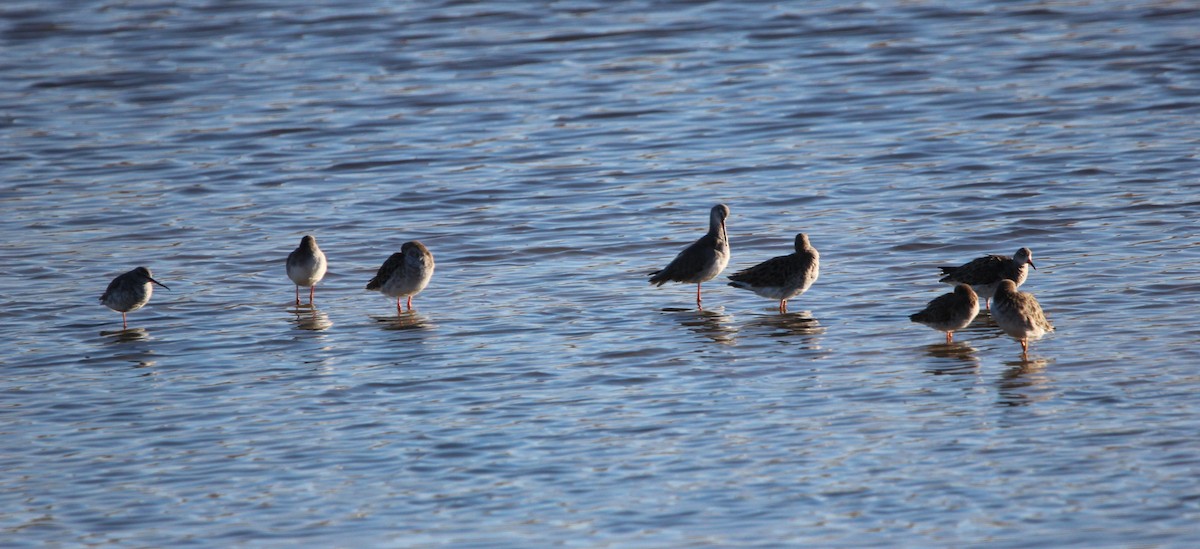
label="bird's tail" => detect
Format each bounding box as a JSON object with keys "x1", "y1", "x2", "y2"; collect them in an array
[{"x1": 647, "y1": 270, "x2": 667, "y2": 286}]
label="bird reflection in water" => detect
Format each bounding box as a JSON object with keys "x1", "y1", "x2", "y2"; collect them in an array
[
  {"x1": 292, "y1": 307, "x2": 333, "y2": 331},
  {"x1": 372, "y1": 310, "x2": 430, "y2": 331},
  {"x1": 101, "y1": 327, "x2": 150, "y2": 343},
  {"x1": 997, "y1": 357, "x2": 1054, "y2": 407},
  {"x1": 748, "y1": 310, "x2": 824, "y2": 349},
  {"x1": 922, "y1": 341, "x2": 981, "y2": 375},
  {"x1": 663, "y1": 307, "x2": 737, "y2": 345}
]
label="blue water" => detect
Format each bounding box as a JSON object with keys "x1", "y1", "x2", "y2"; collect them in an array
[{"x1": 4, "y1": 0, "x2": 1200, "y2": 546}]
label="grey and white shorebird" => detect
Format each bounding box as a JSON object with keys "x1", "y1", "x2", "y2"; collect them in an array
[
  {"x1": 990, "y1": 279, "x2": 1054, "y2": 358},
  {"x1": 727, "y1": 233, "x2": 819, "y2": 313},
  {"x1": 910, "y1": 283, "x2": 979, "y2": 344},
  {"x1": 99, "y1": 266, "x2": 170, "y2": 329},
  {"x1": 286, "y1": 235, "x2": 327, "y2": 306},
  {"x1": 648, "y1": 204, "x2": 731, "y2": 309},
  {"x1": 938, "y1": 247, "x2": 1036, "y2": 308},
  {"x1": 366, "y1": 240, "x2": 435, "y2": 312}
]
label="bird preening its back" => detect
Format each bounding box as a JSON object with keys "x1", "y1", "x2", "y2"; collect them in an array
[
  {"x1": 990, "y1": 279, "x2": 1054, "y2": 358},
  {"x1": 910, "y1": 283, "x2": 979, "y2": 344},
  {"x1": 648, "y1": 204, "x2": 731, "y2": 309}
]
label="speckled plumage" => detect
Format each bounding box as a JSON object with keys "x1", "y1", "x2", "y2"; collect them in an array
[
  {"x1": 366, "y1": 241, "x2": 435, "y2": 311},
  {"x1": 648, "y1": 204, "x2": 730, "y2": 309},
  {"x1": 938, "y1": 247, "x2": 1036, "y2": 307},
  {"x1": 990, "y1": 279, "x2": 1054, "y2": 357},
  {"x1": 99, "y1": 266, "x2": 169, "y2": 329},
  {"x1": 727, "y1": 233, "x2": 819, "y2": 313},
  {"x1": 910, "y1": 283, "x2": 979, "y2": 343},
  {"x1": 286, "y1": 235, "x2": 327, "y2": 306}
]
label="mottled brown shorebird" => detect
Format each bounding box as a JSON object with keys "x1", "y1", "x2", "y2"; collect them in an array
[
  {"x1": 100, "y1": 266, "x2": 170, "y2": 329},
  {"x1": 648, "y1": 204, "x2": 730, "y2": 309},
  {"x1": 910, "y1": 283, "x2": 979, "y2": 344},
  {"x1": 286, "y1": 235, "x2": 327, "y2": 306},
  {"x1": 990, "y1": 279, "x2": 1054, "y2": 358},
  {"x1": 938, "y1": 247, "x2": 1036, "y2": 308},
  {"x1": 727, "y1": 233, "x2": 819, "y2": 313},
  {"x1": 366, "y1": 241, "x2": 435, "y2": 312}
]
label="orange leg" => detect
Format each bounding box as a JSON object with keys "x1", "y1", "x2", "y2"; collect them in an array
[
  {"x1": 406, "y1": 296, "x2": 413, "y2": 311},
  {"x1": 945, "y1": 332, "x2": 953, "y2": 344},
  {"x1": 396, "y1": 297, "x2": 402, "y2": 312},
  {"x1": 1020, "y1": 338, "x2": 1029, "y2": 357},
  {"x1": 696, "y1": 283, "x2": 703, "y2": 310},
  {"x1": 121, "y1": 312, "x2": 128, "y2": 330},
  {"x1": 309, "y1": 285, "x2": 316, "y2": 305},
  {"x1": 780, "y1": 299, "x2": 788, "y2": 313}
]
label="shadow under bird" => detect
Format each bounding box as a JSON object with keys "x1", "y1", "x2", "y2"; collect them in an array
[
  {"x1": 990, "y1": 279, "x2": 1054, "y2": 359},
  {"x1": 366, "y1": 240, "x2": 435, "y2": 311},
  {"x1": 938, "y1": 247, "x2": 1036, "y2": 308},
  {"x1": 910, "y1": 283, "x2": 979, "y2": 344},
  {"x1": 727, "y1": 232, "x2": 820, "y2": 313},
  {"x1": 286, "y1": 235, "x2": 327, "y2": 306},
  {"x1": 99, "y1": 266, "x2": 169, "y2": 329},
  {"x1": 648, "y1": 204, "x2": 730, "y2": 309}
]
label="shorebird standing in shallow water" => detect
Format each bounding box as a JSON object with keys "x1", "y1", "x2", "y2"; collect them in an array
[
  {"x1": 910, "y1": 283, "x2": 979, "y2": 344},
  {"x1": 727, "y1": 233, "x2": 819, "y2": 313},
  {"x1": 990, "y1": 279, "x2": 1054, "y2": 358},
  {"x1": 366, "y1": 241, "x2": 435, "y2": 312},
  {"x1": 938, "y1": 247, "x2": 1036, "y2": 308},
  {"x1": 648, "y1": 204, "x2": 730, "y2": 310},
  {"x1": 286, "y1": 235, "x2": 327, "y2": 306},
  {"x1": 100, "y1": 266, "x2": 170, "y2": 329}
]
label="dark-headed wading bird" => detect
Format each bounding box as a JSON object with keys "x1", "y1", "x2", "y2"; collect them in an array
[{"x1": 100, "y1": 266, "x2": 170, "y2": 329}]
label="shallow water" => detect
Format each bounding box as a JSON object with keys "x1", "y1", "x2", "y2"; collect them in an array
[{"x1": 4, "y1": 0, "x2": 1200, "y2": 546}]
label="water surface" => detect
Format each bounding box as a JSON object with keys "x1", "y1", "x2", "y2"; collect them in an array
[{"x1": 3, "y1": 0, "x2": 1200, "y2": 546}]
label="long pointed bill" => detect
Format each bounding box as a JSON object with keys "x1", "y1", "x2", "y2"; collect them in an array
[
  {"x1": 148, "y1": 277, "x2": 170, "y2": 290},
  {"x1": 1028, "y1": 260, "x2": 1037, "y2": 270}
]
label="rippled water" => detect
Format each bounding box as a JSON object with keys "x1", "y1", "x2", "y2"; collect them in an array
[{"x1": 4, "y1": 0, "x2": 1200, "y2": 546}]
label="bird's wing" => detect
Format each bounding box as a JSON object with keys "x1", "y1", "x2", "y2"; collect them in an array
[{"x1": 366, "y1": 252, "x2": 406, "y2": 290}]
